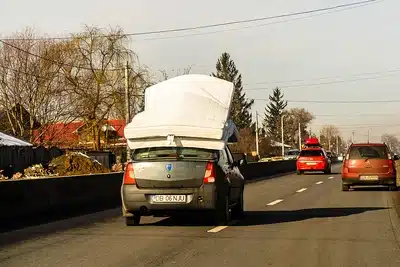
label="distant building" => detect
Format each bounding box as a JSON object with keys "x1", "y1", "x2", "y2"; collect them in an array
[{"x1": 32, "y1": 119, "x2": 126, "y2": 149}]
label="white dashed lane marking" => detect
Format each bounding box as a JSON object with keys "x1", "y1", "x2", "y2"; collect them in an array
[
  {"x1": 328, "y1": 176, "x2": 334, "y2": 179},
  {"x1": 266, "y1": 199, "x2": 284, "y2": 206},
  {"x1": 296, "y1": 188, "x2": 307, "y2": 193},
  {"x1": 207, "y1": 226, "x2": 228, "y2": 233},
  {"x1": 316, "y1": 181, "x2": 323, "y2": 185}
]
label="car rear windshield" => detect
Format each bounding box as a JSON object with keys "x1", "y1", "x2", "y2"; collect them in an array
[
  {"x1": 300, "y1": 150, "x2": 324, "y2": 157},
  {"x1": 348, "y1": 145, "x2": 388, "y2": 159},
  {"x1": 132, "y1": 147, "x2": 217, "y2": 161}
]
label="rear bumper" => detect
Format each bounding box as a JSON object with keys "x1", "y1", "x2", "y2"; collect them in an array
[
  {"x1": 297, "y1": 162, "x2": 327, "y2": 171},
  {"x1": 121, "y1": 184, "x2": 217, "y2": 216},
  {"x1": 342, "y1": 176, "x2": 396, "y2": 186}
]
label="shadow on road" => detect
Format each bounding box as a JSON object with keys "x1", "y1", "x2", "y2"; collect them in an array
[
  {"x1": 234, "y1": 207, "x2": 387, "y2": 226},
  {"x1": 351, "y1": 186, "x2": 392, "y2": 192},
  {"x1": 0, "y1": 204, "x2": 121, "y2": 248},
  {"x1": 146, "y1": 207, "x2": 387, "y2": 227}
]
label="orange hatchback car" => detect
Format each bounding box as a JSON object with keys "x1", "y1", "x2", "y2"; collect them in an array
[{"x1": 341, "y1": 143, "x2": 399, "y2": 191}]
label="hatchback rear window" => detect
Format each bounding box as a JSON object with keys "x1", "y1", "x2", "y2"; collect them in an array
[
  {"x1": 348, "y1": 145, "x2": 388, "y2": 159},
  {"x1": 133, "y1": 147, "x2": 217, "y2": 161},
  {"x1": 300, "y1": 150, "x2": 324, "y2": 157}
]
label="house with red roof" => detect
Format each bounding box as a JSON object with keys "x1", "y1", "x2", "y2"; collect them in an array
[{"x1": 32, "y1": 119, "x2": 126, "y2": 149}]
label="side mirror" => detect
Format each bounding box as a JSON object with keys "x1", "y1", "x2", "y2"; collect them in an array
[
  {"x1": 239, "y1": 159, "x2": 246, "y2": 166},
  {"x1": 394, "y1": 155, "x2": 399, "y2": 161}
]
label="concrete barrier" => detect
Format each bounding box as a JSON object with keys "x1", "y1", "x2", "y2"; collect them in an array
[
  {"x1": 240, "y1": 160, "x2": 296, "y2": 180},
  {"x1": 0, "y1": 172, "x2": 123, "y2": 222},
  {"x1": 0, "y1": 161, "x2": 296, "y2": 225}
]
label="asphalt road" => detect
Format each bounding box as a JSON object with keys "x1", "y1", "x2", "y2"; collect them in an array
[{"x1": 2, "y1": 164, "x2": 400, "y2": 267}]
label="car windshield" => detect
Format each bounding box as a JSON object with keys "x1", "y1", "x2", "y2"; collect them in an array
[
  {"x1": 132, "y1": 147, "x2": 217, "y2": 161},
  {"x1": 300, "y1": 150, "x2": 324, "y2": 157},
  {"x1": 348, "y1": 145, "x2": 388, "y2": 159}
]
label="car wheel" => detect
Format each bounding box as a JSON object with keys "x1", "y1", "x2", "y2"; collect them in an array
[
  {"x1": 216, "y1": 196, "x2": 231, "y2": 226},
  {"x1": 125, "y1": 213, "x2": 141, "y2": 226},
  {"x1": 297, "y1": 170, "x2": 303, "y2": 175},
  {"x1": 232, "y1": 189, "x2": 244, "y2": 219},
  {"x1": 342, "y1": 184, "x2": 350, "y2": 191}
]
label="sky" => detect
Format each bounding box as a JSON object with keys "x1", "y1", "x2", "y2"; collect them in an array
[{"x1": 1, "y1": 0, "x2": 399, "y2": 142}]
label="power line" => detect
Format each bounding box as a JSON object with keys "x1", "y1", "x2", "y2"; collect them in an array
[
  {"x1": 0, "y1": 0, "x2": 381, "y2": 41},
  {"x1": 254, "y1": 99, "x2": 400, "y2": 104},
  {"x1": 312, "y1": 123, "x2": 400, "y2": 128},
  {"x1": 314, "y1": 113, "x2": 398, "y2": 117},
  {"x1": 0, "y1": 39, "x2": 124, "y2": 71},
  {"x1": 245, "y1": 72, "x2": 398, "y2": 91},
  {"x1": 135, "y1": 1, "x2": 378, "y2": 42},
  {"x1": 243, "y1": 67, "x2": 400, "y2": 87}
]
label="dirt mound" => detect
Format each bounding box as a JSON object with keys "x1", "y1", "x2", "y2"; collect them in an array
[
  {"x1": 50, "y1": 152, "x2": 110, "y2": 176},
  {"x1": 23, "y1": 164, "x2": 56, "y2": 178}
]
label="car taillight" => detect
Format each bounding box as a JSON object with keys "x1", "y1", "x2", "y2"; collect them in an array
[
  {"x1": 203, "y1": 161, "x2": 216, "y2": 184},
  {"x1": 123, "y1": 163, "x2": 136, "y2": 185}
]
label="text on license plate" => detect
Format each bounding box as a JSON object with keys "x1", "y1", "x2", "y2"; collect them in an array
[
  {"x1": 152, "y1": 195, "x2": 186, "y2": 203},
  {"x1": 360, "y1": 175, "x2": 379, "y2": 180},
  {"x1": 306, "y1": 162, "x2": 317, "y2": 165}
]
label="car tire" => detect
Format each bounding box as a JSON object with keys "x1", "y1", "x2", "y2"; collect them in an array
[
  {"x1": 342, "y1": 184, "x2": 350, "y2": 191},
  {"x1": 125, "y1": 213, "x2": 141, "y2": 226},
  {"x1": 232, "y1": 189, "x2": 244, "y2": 219},
  {"x1": 296, "y1": 170, "x2": 303, "y2": 175},
  {"x1": 215, "y1": 196, "x2": 231, "y2": 226}
]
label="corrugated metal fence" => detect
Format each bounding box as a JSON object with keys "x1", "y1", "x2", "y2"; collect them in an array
[{"x1": 0, "y1": 146, "x2": 64, "y2": 177}]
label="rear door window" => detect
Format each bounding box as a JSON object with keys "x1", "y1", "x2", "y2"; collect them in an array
[
  {"x1": 300, "y1": 150, "x2": 324, "y2": 157},
  {"x1": 133, "y1": 147, "x2": 217, "y2": 161},
  {"x1": 348, "y1": 146, "x2": 388, "y2": 159}
]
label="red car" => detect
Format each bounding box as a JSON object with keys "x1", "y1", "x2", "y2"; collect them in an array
[
  {"x1": 341, "y1": 143, "x2": 398, "y2": 191},
  {"x1": 296, "y1": 137, "x2": 332, "y2": 175}
]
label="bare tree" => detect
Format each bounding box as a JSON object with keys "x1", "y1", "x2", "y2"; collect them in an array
[
  {"x1": 61, "y1": 25, "x2": 135, "y2": 150},
  {"x1": 382, "y1": 133, "x2": 400, "y2": 154},
  {"x1": 110, "y1": 66, "x2": 152, "y2": 121},
  {"x1": 281, "y1": 108, "x2": 314, "y2": 147},
  {"x1": 319, "y1": 125, "x2": 345, "y2": 153},
  {"x1": 158, "y1": 66, "x2": 192, "y2": 81},
  {"x1": 0, "y1": 28, "x2": 76, "y2": 143}
]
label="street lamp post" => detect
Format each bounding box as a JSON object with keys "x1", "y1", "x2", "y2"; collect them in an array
[{"x1": 281, "y1": 115, "x2": 285, "y2": 157}]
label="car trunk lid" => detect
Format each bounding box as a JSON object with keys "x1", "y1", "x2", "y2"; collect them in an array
[{"x1": 131, "y1": 147, "x2": 217, "y2": 188}]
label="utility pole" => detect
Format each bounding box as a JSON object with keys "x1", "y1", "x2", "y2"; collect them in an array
[
  {"x1": 367, "y1": 129, "x2": 370, "y2": 143},
  {"x1": 298, "y1": 122, "x2": 301, "y2": 150},
  {"x1": 336, "y1": 135, "x2": 339, "y2": 154},
  {"x1": 281, "y1": 115, "x2": 285, "y2": 157},
  {"x1": 328, "y1": 132, "x2": 331, "y2": 151},
  {"x1": 255, "y1": 111, "x2": 259, "y2": 157},
  {"x1": 125, "y1": 61, "x2": 131, "y2": 161},
  {"x1": 352, "y1": 131, "x2": 355, "y2": 143}
]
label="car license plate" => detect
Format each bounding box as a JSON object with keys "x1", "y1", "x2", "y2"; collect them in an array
[
  {"x1": 306, "y1": 162, "x2": 317, "y2": 165},
  {"x1": 360, "y1": 175, "x2": 379, "y2": 180},
  {"x1": 151, "y1": 195, "x2": 186, "y2": 203}
]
